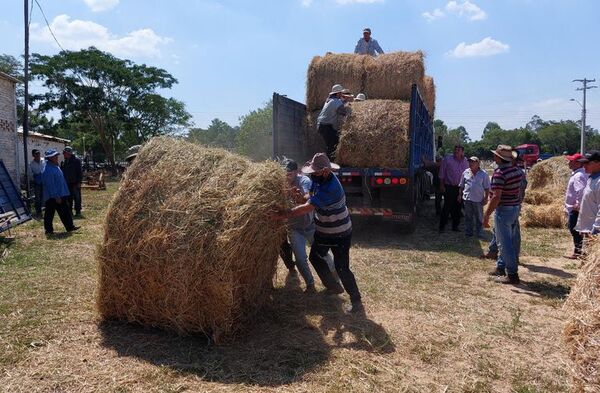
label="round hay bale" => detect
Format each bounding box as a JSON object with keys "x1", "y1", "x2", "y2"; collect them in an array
[
  {"x1": 306, "y1": 54, "x2": 368, "y2": 112},
  {"x1": 421, "y1": 75, "x2": 436, "y2": 117},
  {"x1": 97, "y1": 137, "x2": 287, "y2": 337},
  {"x1": 523, "y1": 189, "x2": 555, "y2": 205},
  {"x1": 564, "y1": 239, "x2": 600, "y2": 392},
  {"x1": 335, "y1": 100, "x2": 410, "y2": 168},
  {"x1": 363, "y1": 51, "x2": 425, "y2": 102},
  {"x1": 528, "y1": 156, "x2": 571, "y2": 192},
  {"x1": 521, "y1": 201, "x2": 566, "y2": 228}
]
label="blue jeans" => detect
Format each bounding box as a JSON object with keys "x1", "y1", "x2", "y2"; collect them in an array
[
  {"x1": 464, "y1": 200, "x2": 483, "y2": 237},
  {"x1": 495, "y1": 205, "x2": 521, "y2": 275},
  {"x1": 289, "y1": 225, "x2": 316, "y2": 286},
  {"x1": 33, "y1": 183, "x2": 43, "y2": 216},
  {"x1": 489, "y1": 210, "x2": 521, "y2": 259}
]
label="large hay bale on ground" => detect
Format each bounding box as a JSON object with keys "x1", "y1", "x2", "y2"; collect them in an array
[
  {"x1": 306, "y1": 51, "x2": 426, "y2": 113},
  {"x1": 306, "y1": 54, "x2": 368, "y2": 112},
  {"x1": 564, "y1": 240, "x2": 600, "y2": 392},
  {"x1": 363, "y1": 51, "x2": 425, "y2": 102},
  {"x1": 521, "y1": 156, "x2": 571, "y2": 228},
  {"x1": 335, "y1": 100, "x2": 410, "y2": 168},
  {"x1": 97, "y1": 137, "x2": 287, "y2": 337}
]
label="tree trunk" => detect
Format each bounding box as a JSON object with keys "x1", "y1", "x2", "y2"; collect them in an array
[{"x1": 89, "y1": 113, "x2": 115, "y2": 168}]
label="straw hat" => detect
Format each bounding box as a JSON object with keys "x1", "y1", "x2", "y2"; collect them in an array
[
  {"x1": 301, "y1": 153, "x2": 340, "y2": 174},
  {"x1": 329, "y1": 84, "x2": 344, "y2": 95},
  {"x1": 355, "y1": 93, "x2": 366, "y2": 101},
  {"x1": 491, "y1": 145, "x2": 517, "y2": 161}
]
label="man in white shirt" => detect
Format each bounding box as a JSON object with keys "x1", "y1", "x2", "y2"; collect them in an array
[
  {"x1": 575, "y1": 151, "x2": 600, "y2": 237},
  {"x1": 564, "y1": 153, "x2": 588, "y2": 259}
]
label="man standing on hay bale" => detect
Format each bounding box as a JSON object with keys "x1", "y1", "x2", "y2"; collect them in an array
[
  {"x1": 575, "y1": 151, "x2": 600, "y2": 239},
  {"x1": 564, "y1": 153, "x2": 588, "y2": 259},
  {"x1": 458, "y1": 156, "x2": 490, "y2": 238},
  {"x1": 317, "y1": 84, "x2": 350, "y2": 160},
  {"x1": 41, "y1": 149, "x2": 80, "y2": 236},
  {"x1": 275, "y1": 153, "x2": 363, "y2": 313},
  {"x1": 484, "y1": 145, "x2": 524, "y2": 285},
  {"x1": 354, "y1": 27, "x2": 384, "y2": 56},
  {"x1": 439, "y1": 145, "x2": 469, "y2": 232}
]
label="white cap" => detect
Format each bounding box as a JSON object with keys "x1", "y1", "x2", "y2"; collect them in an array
[
  {"x1": 330, "y1": 84, "x2": 344, "y2": 94},
  {"x1": 355, "y1": 93, "x2": 366, "y2": 101}
]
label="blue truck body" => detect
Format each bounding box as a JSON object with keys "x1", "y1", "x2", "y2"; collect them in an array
[{"x1": 272, "y1": 84, "x2": 434, "y2": 230}]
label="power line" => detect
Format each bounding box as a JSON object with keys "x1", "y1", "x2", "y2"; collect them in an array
[
  {"x1": 33, "y1": 0, "x2": 65, "y2": 52},
  {"x1": 573, "y1": 78, "x2": 598, "y2": 153}
]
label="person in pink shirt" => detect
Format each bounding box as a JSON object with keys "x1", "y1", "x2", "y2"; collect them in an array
[
  {"x1": 564, "y1": 153, "x2": 588, "y2": 259},
  {"x1": 438, "y1": 145, "x2": 469, "y2": 232}
]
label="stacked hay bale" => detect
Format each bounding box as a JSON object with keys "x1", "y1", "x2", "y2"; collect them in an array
[
  {"x1": 521, "y1": 156, "x2": 572, "y2": 228},
  {"x1": 97, "y1": 137, "x2": 287, "y2": 338},
  {"x1": 306, "y1": 51, "x2": 435, "y2": 168},
  {"x1": 564, "y1": 240, "x2": 600, "y2": 392}
]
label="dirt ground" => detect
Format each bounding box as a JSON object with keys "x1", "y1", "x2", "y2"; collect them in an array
[{"x1": 0, "y1": 182, "x2": 576, "y2": 392}]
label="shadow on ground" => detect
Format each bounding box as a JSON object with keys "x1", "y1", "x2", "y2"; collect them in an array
[
  {"x1": 512, "y1": 280, "x2": 571, "y2": 300},
  {"x1": 99, "y1": 272, "x2": 394, "y2": 387},
  {"x1": 521, "y1": 263, "x2": 575, "y2": 279},
  {"x1": 351, "y1": 200, "x2": 485, "y2": 258}
]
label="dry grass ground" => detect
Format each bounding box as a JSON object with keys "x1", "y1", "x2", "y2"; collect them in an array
[{"x1": 0, "y1": 182, "x2": 576, "y2": 392}]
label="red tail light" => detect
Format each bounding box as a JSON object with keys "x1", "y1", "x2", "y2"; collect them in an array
[
  {"x1": 376, "y1": 178, "x2": 384, "y2": 185},
  {"x1": 391, "y1": 178, "x2": 399, "y2": 185}
]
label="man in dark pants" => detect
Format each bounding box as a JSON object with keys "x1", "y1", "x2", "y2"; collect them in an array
[
  {"x1": 41, "y1": 149, "x2": 79, "y2": 235},
  {"x1": 439, "y1": 145, "x2": 468, "y2": 232},
  {"x1": 61, "y1": 146, "x2": 83, "y2": 217},
  {"x1": 29, "y1": 149, "x2": 46, "y2": 217},
  {"x1": 564, "y1": 153, "x2": 588, "y2": 259},
  {"x1": 275, "y1": 153, "x2": 363, "y2": 313},
  {"x1": 316, "y1": 84, "x2": 350, "y2": 160}
]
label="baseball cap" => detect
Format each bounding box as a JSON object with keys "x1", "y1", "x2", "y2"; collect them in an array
[
  {"x1": 468, "y1": 156, "x2": 480, "y2": 162},
  {"x1": 578, "y1": 151, "x2": 600, "y2": 163},
  {"x1": 566, "y1": 153, "x2": 584, "y2": 161},
  {"x1": 283, "y1": 159, "x2": 298, "y2": 172},
  {"x1": 63, "y1": 146, "x2": 73, "y2": 153}
]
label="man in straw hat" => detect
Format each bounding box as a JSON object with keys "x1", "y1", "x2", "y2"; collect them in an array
[
  {"x1": 575, "y1": 151, "x2": 600, "y2": 239},
  {"x1": 439, "y1": 144, "x2": 469, "y2": 232},
  {"x1": 484, "y1": 145, "x2": 524, "y2": 285},
  {"x1": 273, "y1": 153, "x2": 363, "y2": 313},
  {"x1": 354, "y1": 28, "x2": 384, "y2": 56},
  {"x1": 41, "y1": 149, "x2": 80, "y2": 236},
  {"x1": 317, "y1": 84, "x2": 350, "y2": 160},
  {"x1": 563, "y1": 153, "x2": 588, "y2": 259}
]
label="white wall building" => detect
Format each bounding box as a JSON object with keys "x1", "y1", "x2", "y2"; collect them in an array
[{"x1": 17, "y1": 129, "x2": 70, "y2": 177}]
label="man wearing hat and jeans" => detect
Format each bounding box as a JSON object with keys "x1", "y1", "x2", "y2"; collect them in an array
[
  {"x1": 317, "y1": 84, "x2": 349, "y2": 160},
  {"x1": 484, "y1": 145, "x2": 524, "y2": 284},
  {"x1": 61, "y1": 146, "x2": 83, "y2": 217},
  {"x1": 354, "y1": 28, "x2": 384, "y2": 56},
  {"x1": 275, "y1": 153, "x2": 363, "y2": 313},
  {"x1": 575, "y1": 151, "x2": 600, "y2": 240},
  {"x1": 564, "y1": 153, "x2": 588, "y2": 259},
  {"x1": 42, "y1": 149, "x2": 79, "y2": 235},
  {"x1": 458, "y1": 156, "x2": 490, "y2": 238}
]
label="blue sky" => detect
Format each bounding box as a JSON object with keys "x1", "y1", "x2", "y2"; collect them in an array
[{"x1": 1, "y1": 0, "x2": 599, "y2": 140}]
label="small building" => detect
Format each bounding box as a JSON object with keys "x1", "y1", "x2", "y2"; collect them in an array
[
  {"x1": 0, "y1": 71, "x2": 19, "y2": 185},
  {"x1": 17, "y1": 129, "x2": 70, "y2": 176}
]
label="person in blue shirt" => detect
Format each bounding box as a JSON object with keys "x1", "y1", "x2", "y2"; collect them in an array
[
  {"x1": 317, "y1": 84, "x2": 349, "y2": 160},
  {"x1": 41, "y1": 149, "x2": 79, "y2": 235},
  {"x1": 354, "y1": 28, "x2": 384, "y2": 56},
  {"x1": 275, "y1": 153, "x2": 363, "y2": 314}
]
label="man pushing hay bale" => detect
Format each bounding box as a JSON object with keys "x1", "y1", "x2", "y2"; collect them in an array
[
  {"x1": 335, "y1": 100, "x2": 411, "y2": 168},
  {"x1": 97, "y1": 137, "x2": 287, "y2": 338},
  {"x1": 564, "y1": 239, "x2": 600, "y2": 392}
]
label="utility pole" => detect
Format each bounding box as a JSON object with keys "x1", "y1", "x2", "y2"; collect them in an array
[
  {"x1": 23, "y1": 0, "x2": 30, "y2": 198},
  {"x1": 573, "y1": 78, "x2": 598, "y2": 154}
]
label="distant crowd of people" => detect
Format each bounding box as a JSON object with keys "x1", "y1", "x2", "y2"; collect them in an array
[{"x1": 29, "y1": 147, "x2": 83, "y2": 236}]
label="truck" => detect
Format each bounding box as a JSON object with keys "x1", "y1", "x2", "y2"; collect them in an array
[
  {"x1": 272, "y1": 84, "x2": 434, "y2": 231},
  {"x1": 514, "y1": 143, "x2": 540, "y2": 168}
]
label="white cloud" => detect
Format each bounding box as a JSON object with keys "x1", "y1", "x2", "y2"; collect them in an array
[
  {"x1": 31, "y1": 15, "x2": 171, "y2": 58},
  {"x1": 422, "y1": 8, "x2": 444, "y2": 22},
  {"x1": 83, "y1": 0, "x2": 119, "y2": 12},
  {"x1": 301, "y1": 0, "x2": 313, "y2": 6},
  {"x1": 446, "y1": 1, "x2": 486, "y2": 21},
  {"x1": 448, "y1": 37, "x2": 509, "y2": 58},
  {"x1": 335, "y1": 0, "x2": 384, "y2": 4},
  {"x1": 423, "y1": 1, "x2": 485, "y2": 22}
]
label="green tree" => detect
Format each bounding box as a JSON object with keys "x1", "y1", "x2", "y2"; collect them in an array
[
  {"x1": 236, "y1": 101, "x2": 272, "y2": 160},
  {"x1": 30, "y1": 47, "x2": 190, "y2": 165},
  {"x1": 188, "y1": 118, "x2": 238, "y2": 150},
  {"x1": 538, "y1": 121, "x2": 581, "y2": 154}
]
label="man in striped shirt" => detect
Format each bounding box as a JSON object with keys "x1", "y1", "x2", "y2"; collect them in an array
[
  {"x1": 275, "y1": 153, "x2": 363, "y2": 313},
  {"x1": 483, "y1": 145, "x2": 524, "y2": 285}
]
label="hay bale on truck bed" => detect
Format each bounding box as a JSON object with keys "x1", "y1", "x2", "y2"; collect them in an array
[
  {"x1": 521, "y1": 156, "x2": 571, "y2": 228},
  {"x1": 564, "y1": 240, "x2": 600, "y2": 392},
  {"x1": 335, "y1": 100, "x2": 411, "y2": 168},
  {"x1": 421, "y1": 75, "x2": 436, "y2": 117},
  {"x1": 305, "y1": 51, "x2": 426, "y2": 113},
  {"x1": 363, "y1": 51, "x2": 425, "y2": 102},
  {"x1": 97, "y1": 137, "x2": 287, "y2": 338}
]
